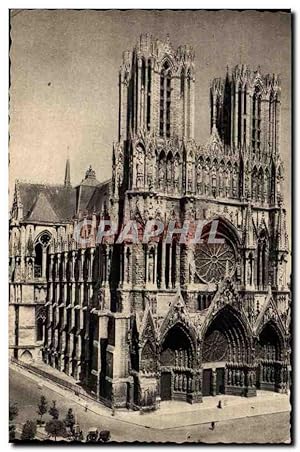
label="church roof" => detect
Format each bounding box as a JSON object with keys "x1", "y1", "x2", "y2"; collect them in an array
[
  {"x1": 18, "y1": 182, "x2": 76, "y2": 223},
  {"x1": 86, "y1": 181, "x2": 111, "y2": 212},
  {"x1": 15, "y1": 176, "x2": 111, "y2": 224}
]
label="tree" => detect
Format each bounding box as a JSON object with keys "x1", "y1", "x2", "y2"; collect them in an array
[
  {"x1": 64, "y1": 408, "x2": 75, "y2": 432},
  {"x1": 9, "y1": 402, "x2": 18, "y2": 442},
  {"x1": 45, "y1": 419, "x2": 66, "y2": 441},
  {"x1": 48, "y1": 400, "x2": 59, "y2": 420},
  {"x1": 21, "y1": 420, "x2": 37, "y2": 441},
  {"x1": 9, "y1": 425, "x2": 16, "y2": 442},
  {"x1": 37, "y1": 395, "x2": 48, "y2": 423},
  {"x1": 9, "y1": 402, "x2": 18, "y2": 422}
]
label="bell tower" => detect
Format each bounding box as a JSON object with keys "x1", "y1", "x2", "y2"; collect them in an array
[
  {"x1": 211, "y1": 65, "x2": 281, "y2": 156},
  {"x1": 119, "y1": 34, "x2": 195, "y2": 142}
]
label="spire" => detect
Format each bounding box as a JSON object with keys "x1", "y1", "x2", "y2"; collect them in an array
[{"x1": 64, "y1": 158, "x2": 71, "y2": 187}]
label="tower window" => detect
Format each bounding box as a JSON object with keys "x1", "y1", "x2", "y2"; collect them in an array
[
  {"x1": 252, "y1": 86, "x2": 262, "y2": 151},
  {"x1": 243, "y1": 89, "x2": 247, "y2": 115},
  {"x1": 141, "y1": 59, "x2": 146, "y2": 88},
  {"x1": 146, "y1": 60, "x2": 151, "y2": 130},
  {"x1": 160, "y1": 61, "x2": 172, "y2": 138},
  {"x1": 34, "y1": 231, "x2": 52, "y2": 278},
  {"x1": 180, "y1": 69, "x2": 185, "y2": 97},
  {"x1": 237, "y1": 87, "x2": 242, "y2": 146}
]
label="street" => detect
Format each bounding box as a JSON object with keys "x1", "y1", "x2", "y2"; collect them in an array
[{"x1": 10, "y1": 368, "x2": 291, "y2": 443}]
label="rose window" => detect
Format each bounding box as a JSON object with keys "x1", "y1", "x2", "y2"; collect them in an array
[
  {"x1": 202, "y1": 330, "x2": 228, "y2": 362},
  {"x1": 195, "y1": 239, "x2": 236, "y2": 284}
]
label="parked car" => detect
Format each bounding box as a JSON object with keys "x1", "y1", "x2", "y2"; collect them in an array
[
  {"x1": 86, "y1": 427, "x2": 99, "y2": 443},
  {"x1": 98, "y1": 430, "x2": 111, "y2": 443},
  {"x1": 86, "y1": 427, "x2": 111, "y2": 443}
]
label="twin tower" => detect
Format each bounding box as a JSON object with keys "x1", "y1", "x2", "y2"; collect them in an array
[{"x1": 118, "y1": 33, "x2": 280, "y2": 152}]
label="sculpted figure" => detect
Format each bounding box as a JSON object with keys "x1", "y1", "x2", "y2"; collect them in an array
[
  {"x1": 189, "y1": 259, "x2": 196, "y2": 284},
  {"x1": 27, "y1": 261, "x2": 33, "y2": 280}
]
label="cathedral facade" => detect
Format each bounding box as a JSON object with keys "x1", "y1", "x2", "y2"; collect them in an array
[{"x1": 9, "y1": 34, "x2": 290, "y2": 410}]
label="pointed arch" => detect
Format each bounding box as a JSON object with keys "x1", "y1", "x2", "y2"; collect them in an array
[
  {"x1": 256, "y1": 319, "x2": 286, "y2": 391},
  {"x1": 140, "y1": 340, "x2": 157, "y2": 374},
  {"x1": 202, "y1": 216, "x2": 242, "y2": 247},
  {"x1": 256, "y1": 229, "x2": 269, "y2": 289},
  {"x1": 160, "y1": 322, "x2": 196, "y2": 366},
  {"x1": 255, "y1": 295, "x2": 286, "y2": 340},
  {"x1": 159, "y1": 290, "x2": 198, "y2": 348},
  {"x1": 20, "y1": 350, "x2": 33, "y2": 363},
  {"x1": 159, "y1": 321, "x2": 197, "y2": 401},
  {"x1": 166, "y1": 150, "x2": 174, "y2": 186},
  {"x1": 160, "y1": 57, "x2": 174, "y2": 72},
  {"x1": 257, "y1": 320, "x2": 285, "y2": 358},
  {"x1": 202, "y1": 305, "x2": 252, "y2": 364},
  {"x1": 34, "y1": 230, "x2": 52, "y2": 278}
]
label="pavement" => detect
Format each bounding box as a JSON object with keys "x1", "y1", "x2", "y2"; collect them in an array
[
  {"x1": 10, "y1": 362, "x2": 292, "y2": 443},
  {"x1": 117, "y1": 391, "x2": 291, "y2": 430}
]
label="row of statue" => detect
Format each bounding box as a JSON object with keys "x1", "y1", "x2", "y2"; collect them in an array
[{"x1": 226, "y1": 367, "x2": 255, "y2": 387}]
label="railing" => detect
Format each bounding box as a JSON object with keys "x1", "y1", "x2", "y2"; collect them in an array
[{"x1": 10, "y1": 357, "x2": 96, "y2": 401}]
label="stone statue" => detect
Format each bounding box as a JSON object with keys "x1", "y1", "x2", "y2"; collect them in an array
[
  {"x1": 189, "y1": 259, "x2": 196, "y2": 284},
  {"x1": 15, "y1": 264, "x2": 21, "y2": 281},
  {"x1": 247, "y1": 260, "x2": 252, "y2": 285},
  {"x1": 159, "y1": 163, "x2": 165, "y2": 187},
  {"x1": 187, "y1": 167, "x2": 193, "y2": 191},
  {"x1": 278, "y1": 261, "x2": 285, "y2": 287},
  {"x1": 148, "y1": 254, "x2": 154, "y2": 283},
  {"x1": 136, "y1": 153, "x2": 144, "y2": 188},
  {"x1": 204, "y1": 166, "x2": 209, "y2": 194},
  {"x1": 27, "y1": 261, "x2": 33, "y2": 280},
  {"x1": 167, "y1": 159, "x2": 172, "y2": 182},
  {"x1": 147, "y1": 159, "x2": 153, "y2": 188},
  {"x1": 196, "y1": 164, "x2": 202, "y2": 193},
  {"x1": 240, "y1": 370, "x2": 245, "y2": 387},
  {"x1": 174, "y1": 159, "x2": 180, "y2": 189}
]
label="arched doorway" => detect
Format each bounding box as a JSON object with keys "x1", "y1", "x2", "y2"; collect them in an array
[
  {"x1": 256, "y1": 322, "x2": 283, "y2": 392},
  {"x1": 160, "y1": 324, "x2": 194, "y2": 402},
  {"x1": 202, "y1": 306, "x2": 253, "y2": 397}
]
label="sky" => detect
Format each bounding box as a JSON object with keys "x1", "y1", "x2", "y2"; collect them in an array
[{"x1": 10, "y1": 9, "x2": 291, "y2": 210}]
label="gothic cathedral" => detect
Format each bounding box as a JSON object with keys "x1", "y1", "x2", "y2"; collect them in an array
[{"x1": 9, "y1": 34, "x2": 290, "y2": 410}]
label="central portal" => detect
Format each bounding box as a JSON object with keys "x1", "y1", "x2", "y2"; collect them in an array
[
  {"x1": 202, "y1": 366, "x2": 225, "y2": 396},
  {"x1": 201, "y1": 306, "x2": 252, "y2": 397},
  {"x1": 160, "y1": 325, "x2": 193, "y2": 402}
]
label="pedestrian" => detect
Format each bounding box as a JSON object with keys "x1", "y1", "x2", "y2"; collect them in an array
[
  {"x1": 210, "y1": 421, "x2": 215, "y2": 431},
  {"x1": 217, "y1": 399, "x2": 223, "y2": 409},
  {"x1": 85, "y1": 402, "x2": 88, "y2": 412}
]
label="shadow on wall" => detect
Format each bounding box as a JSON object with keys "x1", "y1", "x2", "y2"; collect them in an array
[{"x1": 20, "y1": 350, "x2": 33, "y2": 363}]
